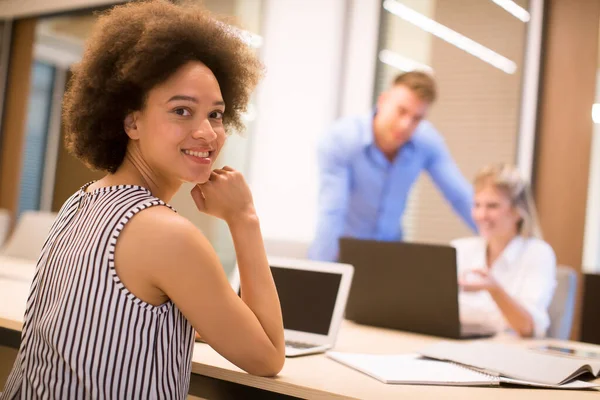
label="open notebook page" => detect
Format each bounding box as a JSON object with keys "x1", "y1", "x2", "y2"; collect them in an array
[
  {"x1": 327, "y1": 352, "x2": 600, "y2": 389},
  {"x1": 419, "y1": 341, "x2": 600, "y2": 386},
  {"x1": 326, "y1": 352, "x2": 499, "y2": 386}
]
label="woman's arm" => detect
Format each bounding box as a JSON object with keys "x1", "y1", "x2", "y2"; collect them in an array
[
  {"x1": 460, "y1": 269, "x2": 534, "y2": 337},
  {"x1": 487, "y1": 281, "x2": 535, "y2": 337},
  {"x1": 115, "y1": 168, "x2": 285, "y2": 376},
  {"x1": 460, "y1": 239, "x2": 557, "y2": 338},
  {"x1": 227, "y1": 212, "x2": 286, "y2": 362}
]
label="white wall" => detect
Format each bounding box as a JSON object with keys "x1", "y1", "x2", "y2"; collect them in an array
[
  {"x1": 339, "y1": 0, "x2": 381, "y2": 117},
  {"x1": 582, "y1": 71, "x2": 600, "y2": 274},
  {"x1": 248, "y1": 0, "x2": 348, "y2": 244}
]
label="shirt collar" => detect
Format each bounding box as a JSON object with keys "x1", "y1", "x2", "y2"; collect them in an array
[
  {"x1": 482, "y1": 235, "x2": 525, "y2": 269},
  {"x1": 499, "y1": 236, "x2": 525, "y2": 265}
]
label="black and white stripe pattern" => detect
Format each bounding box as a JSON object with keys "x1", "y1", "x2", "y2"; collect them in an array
[{"x1": 2, "y1": 184, "x2": 195, "y2": 399}]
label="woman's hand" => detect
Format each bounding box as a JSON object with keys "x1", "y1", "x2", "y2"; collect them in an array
[
  {"x1": 459, "y1": 269, "x2": 499, "y2": 293},
  {"x1": 459, "y1": 268, "x2": 535, "y2": 337},
  {"x1": 191, "y1": 166, "x2": 256, "y2": 223}
]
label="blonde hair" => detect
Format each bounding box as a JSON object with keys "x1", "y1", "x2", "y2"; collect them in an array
[
  {"x1": 474, "y1": 164, "x2": 542, "y2": 238},
  {"x1": 393, "y1": 71, "x2": 437, "y2": 103}
]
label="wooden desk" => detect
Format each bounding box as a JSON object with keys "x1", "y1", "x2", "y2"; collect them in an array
[
  {"x1": 191, "y1": 320, "x2": 600, "y2": 399},
  {"x1": 1, "y1": 272, "x2": 599, "y2": 399}
]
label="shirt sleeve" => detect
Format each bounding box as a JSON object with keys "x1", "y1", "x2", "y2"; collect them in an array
[
  {"x1": 513, "y1": 241, "x2": 557, "y2": 338},
  {"x1": 424, "y1": 128, "x2": 477, "y2": 233},
  {"x1": 307, "y1": 127, "x2": 352, "y2": 262}
]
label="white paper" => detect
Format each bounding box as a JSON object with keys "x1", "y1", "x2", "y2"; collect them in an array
[{"x1": 327, "y1": 352, "x2": 499, "y2": 386}]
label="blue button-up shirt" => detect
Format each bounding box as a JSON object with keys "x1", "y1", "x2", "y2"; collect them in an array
[{"x1": 308, "y1": 112, "x2": 477, "y2": 262}]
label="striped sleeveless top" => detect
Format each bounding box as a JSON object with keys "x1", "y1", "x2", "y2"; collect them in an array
[{"x1": 1, "y1": 184, "x2": 195, "y2": 399}]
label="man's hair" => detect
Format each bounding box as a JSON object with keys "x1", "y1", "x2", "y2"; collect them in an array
[
  {"x1": 62, "y1": 0, "x2": 263, "y2": 173},
  {"x1": 392, "y1": 71, "x2": 437, "y2": 103}
]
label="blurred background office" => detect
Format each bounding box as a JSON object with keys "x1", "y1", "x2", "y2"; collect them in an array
[{"x1": 0, "y1": 0, "x2": 599, "y2": 341}]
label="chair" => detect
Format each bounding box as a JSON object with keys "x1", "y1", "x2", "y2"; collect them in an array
[
  {"x1": 0, "y1": 210, "x2": 57, "y2": 262},
  {"x1": 546, "y1": 265, "x2": 577, "y2": 339},
  {"x1": 0, "y1": 209, "x2": 10, "y2": 248},
  {"x1": 581, "y1": 272, "x2": 600, "y2": 345}
]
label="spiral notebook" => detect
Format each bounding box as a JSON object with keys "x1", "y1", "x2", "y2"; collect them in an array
[
  {"x1": 419, "y1": 341, "x2": 600, "y2": 389},
  {"x1": 326, "y1": 352, "x2": 600, "y2": 389},
  {"x1": 327, "y1": 352, "x2": 499, "y2": 386}
]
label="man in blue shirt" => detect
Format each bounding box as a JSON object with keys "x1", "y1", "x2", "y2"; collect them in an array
[{"x1": 308, "y1": 71, "x2": 477, "y2": 262}]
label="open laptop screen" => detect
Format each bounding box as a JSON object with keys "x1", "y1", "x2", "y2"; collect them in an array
[{"x1": 271, "y1": 266, "x2": 342, "y2": 336}]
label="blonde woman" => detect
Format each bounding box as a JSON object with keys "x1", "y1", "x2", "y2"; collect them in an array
[{"x1": 452, "y1": 164, "x2": 557, "y2": 338}]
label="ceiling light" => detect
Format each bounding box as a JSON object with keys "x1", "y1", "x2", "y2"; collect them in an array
[
  {"x1": 378, "y1": 49, "x2": 433, "y2": 73},
  {"x1": 490, "y1": 0, "x2": 530, "y2": 22},
  {"x1": 383, "y1": 0, "x2": 517, "y2": 74}
]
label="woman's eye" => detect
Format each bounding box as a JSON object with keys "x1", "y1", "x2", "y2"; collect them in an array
[
  {"x1": 210, "y1": 110, "x2": 224, "y2": 119},
  {"x1": 174, "y1": 108, "x2": 191, "y2": 117}
]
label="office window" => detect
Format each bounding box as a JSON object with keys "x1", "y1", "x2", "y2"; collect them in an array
[
  {"x1": 17, "y1": 61, "x2": 55, "y2": 216},
  {"x1": 374, "y1": 0, "x2": 531, "y2": 244}
]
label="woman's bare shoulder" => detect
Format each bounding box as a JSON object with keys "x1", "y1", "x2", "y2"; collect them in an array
[{"x1": 118, "y1": 205, "x2": 212, "y2": 263}]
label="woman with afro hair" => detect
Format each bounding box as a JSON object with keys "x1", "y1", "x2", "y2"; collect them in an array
[{"x1": 1, "y1": 1, "x2": 284, "y2": 398}]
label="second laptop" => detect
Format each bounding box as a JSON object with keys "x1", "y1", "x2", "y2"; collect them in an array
[{"x1": 338, "y1": 238, "x2": 494, "y2": 339}]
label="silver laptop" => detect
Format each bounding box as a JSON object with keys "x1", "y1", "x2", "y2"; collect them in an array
[{"x1": 230, "y1": 256, "x2": 354, "y2": 357}]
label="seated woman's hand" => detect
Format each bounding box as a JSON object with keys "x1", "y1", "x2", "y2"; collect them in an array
[
  {"x1": 459, "y1": 269, "x2": 499, "y2": 293},
  {"x1": 190, "y1": 166, "x2": 256, "y2": 223}
]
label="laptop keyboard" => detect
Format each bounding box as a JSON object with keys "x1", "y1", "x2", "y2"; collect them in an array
[{"x1": 285, "y1": 340, "x2": 316, "y2": 349}]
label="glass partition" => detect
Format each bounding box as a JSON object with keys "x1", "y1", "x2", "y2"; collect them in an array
[{"x1": 374, "y1": 0, "x2": 531, "y2": 244}]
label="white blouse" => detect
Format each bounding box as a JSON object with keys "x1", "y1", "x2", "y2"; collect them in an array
[{"x1": 451, "y1": 236, "x2": 557, "y2": 338}]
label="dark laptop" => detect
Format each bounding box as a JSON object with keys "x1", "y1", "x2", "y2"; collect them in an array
[{"x1": 338, "y1": 238, "x2": 495, "y2": 339}]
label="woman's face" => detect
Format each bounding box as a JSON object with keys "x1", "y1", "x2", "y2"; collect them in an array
[
  {"x1": 126, "y1": 61, "x2": 226, "y2": 184},
  {"x1": 472, "y1": 184, "x2": 521, "y2": 241}
]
